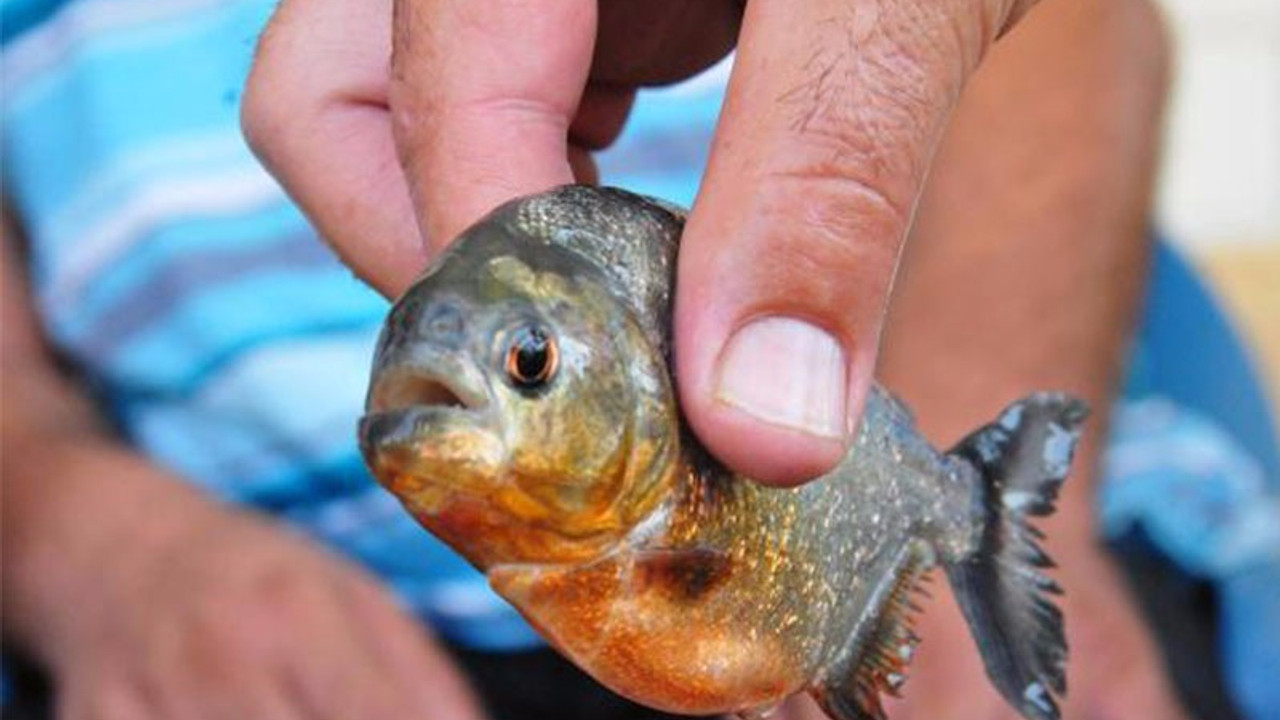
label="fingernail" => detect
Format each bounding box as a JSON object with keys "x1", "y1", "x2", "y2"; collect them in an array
[{"x1": 714, "y1": 317, "x2": 847, "y2": 439}]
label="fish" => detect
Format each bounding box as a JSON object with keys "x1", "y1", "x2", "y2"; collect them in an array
[{"x1": 358, "y1": 185, "x2": 1085, "y2": 720}]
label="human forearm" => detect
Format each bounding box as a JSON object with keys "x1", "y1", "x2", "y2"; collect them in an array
[
  {"x1": 0, "y1": 219, "x2": 222, "y2": 665},
  {"x1": 0, "y1": 297, "x2": 225, "y2": 668},
  {"x1": 879, "y1": 0, "x2": 1171, "y2": 539},
  {"x1": 1, "y1": 422, "x2": 220, "y2": 665},
  {"x1": 870, "y1": 0, "x2": 1181, "y2": 717}
]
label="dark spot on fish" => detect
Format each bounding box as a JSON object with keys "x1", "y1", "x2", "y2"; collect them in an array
[{"x1": 634, "y1": 547, "x2": 732, "y2": 602}]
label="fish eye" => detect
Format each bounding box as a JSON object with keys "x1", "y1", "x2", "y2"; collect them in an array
[{"x1": 505, "y1": 325, "x2": 558, "y2": 391}]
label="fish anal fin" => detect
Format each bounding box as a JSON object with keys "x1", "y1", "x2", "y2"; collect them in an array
[
  {"x1": 632, "y1": 546, "x2": 732, "y2": 602},
  {"x1": 813, "y1": 680, "x2": 885, "y2": 720},
  {"x1": 815, "y1": 551, "x2": 931, "y2": 720}
]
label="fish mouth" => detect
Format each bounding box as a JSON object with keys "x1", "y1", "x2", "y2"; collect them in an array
[
  {"x1": 358, "y1": 358, "x2": 497, "y2": 478},
  {"x1": 365, "y1": 362, "x2": 489, "y2": 416}
]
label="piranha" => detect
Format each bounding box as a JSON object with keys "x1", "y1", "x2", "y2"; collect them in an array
[{"x1": 359, "y1": 186, "x2": 1085, "y2": 720}]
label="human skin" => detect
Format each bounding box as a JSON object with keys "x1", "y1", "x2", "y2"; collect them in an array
[{"x1": 0, "y1": 224, "x2": 489, "y2": 719}]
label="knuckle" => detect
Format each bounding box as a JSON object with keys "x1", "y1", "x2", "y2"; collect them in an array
[
  {"x1": 740, "y1": 169, "x2": 903, "y2": 323},
  {"x1": 239, "y1": 82, "x2": 279, "y2": 164},
  {"x1": 186, "y1": 596, "x2": 250, "y2": 655},
  {"x1": 757, "y1": 166, "x2": 908, "y2": 262},
  {"x1": 185, "y1": 564, "x2": 319, "y2": 651},
  {"x1": 240, "y1": 0, "x2": 314, "y2": 168},
  {"x1": 241, "y1": 62, "x2": 290, "y2": 167},
  {"x1": 240, "y1": 74, "x2": 312, "y2": 174},
  {"x1": 248, "y1": 562, "x2": 327, "y2": 617}
]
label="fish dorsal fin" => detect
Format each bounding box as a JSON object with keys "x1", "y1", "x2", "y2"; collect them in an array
[{"x1": 815, "y1": 550, "x2": 932, "y2": 720}]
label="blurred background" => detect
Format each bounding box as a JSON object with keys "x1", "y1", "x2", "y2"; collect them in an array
[
  {"x1": 1061, "y1": 3, "x2": 1280, "y2": 716},
  {"x1": 1155, "y1": 0, "x2": 1279, "y2": 407}
]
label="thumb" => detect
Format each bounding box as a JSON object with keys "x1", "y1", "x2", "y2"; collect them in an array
[{"x1": 675, "y1": 0, "x2": 1031, "y2": 485}]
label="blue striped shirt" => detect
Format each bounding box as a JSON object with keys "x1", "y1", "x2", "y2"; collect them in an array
[{"x1": 1, "y1": 0, "x2": 729, "y2": 649}]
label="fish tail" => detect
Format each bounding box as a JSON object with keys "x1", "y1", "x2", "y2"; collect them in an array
[{"x1": 942, "y1": 393, "x2": 1088, "y2": 720}]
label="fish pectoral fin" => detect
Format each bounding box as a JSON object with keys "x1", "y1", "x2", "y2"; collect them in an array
[
  {"x1": 813, "y1": 547, "x2": 932, "y2": 720},
  {"x1": 486, "y1": 562, "x2": 562, "y2": 608},
  {"x1": 630, "y1": 545, "x2": 733, "y2": 602}
]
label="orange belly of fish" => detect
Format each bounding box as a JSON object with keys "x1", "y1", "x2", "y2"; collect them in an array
[{"x1": 491, "y1": 562, "x2": 804, "y2": 714}]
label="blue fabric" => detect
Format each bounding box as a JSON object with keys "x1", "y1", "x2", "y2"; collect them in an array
[
  {"x1": 1129, "y1": 243, "x2": 1280, "y2": 484},
  {"x1": 1103, "y1": 398, "x2": 1279, "y2": 579},
  {"x1": 0, "y1": 0, "x2": 58, "y2": 42},
  {"x1": 1, "y1": 0, "x2": 538, "y2": 649},
  {"x1": 1102, "y1": 396, "x2": 1280, "y2": 720},
  {"x1": 1112, "y1": 242, "x2": 1280, "y2": 720}
]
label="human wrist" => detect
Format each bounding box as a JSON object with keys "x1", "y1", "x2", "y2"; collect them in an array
[{"x1": 1, "y1": 437, "x2": 227, "y2": 668}]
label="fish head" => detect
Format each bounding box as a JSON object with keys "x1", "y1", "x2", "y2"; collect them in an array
[{"x1": 359, "y1": 219, "x2": 680, "y2": 570}]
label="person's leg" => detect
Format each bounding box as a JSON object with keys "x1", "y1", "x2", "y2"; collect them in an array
[{"x1": 872, "y1": 0, "x2": 1180, "y2": 718}]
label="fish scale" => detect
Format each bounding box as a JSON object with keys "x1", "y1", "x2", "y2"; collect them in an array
[{"x1": 359, "y1": 185, "x2": 1086, "y2": 720}]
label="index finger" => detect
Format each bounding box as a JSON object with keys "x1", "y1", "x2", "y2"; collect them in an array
[{"x1": 390, "y1": 0, "x2": 597, "y2": 252}]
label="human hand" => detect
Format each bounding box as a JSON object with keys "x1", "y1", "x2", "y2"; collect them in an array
[
  {"x1": 244, "y1": 0, "x2": 1042, "y2": 486},
  {"x1": 47, "y1": 502, "x2": 486, "y2": 720}
]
